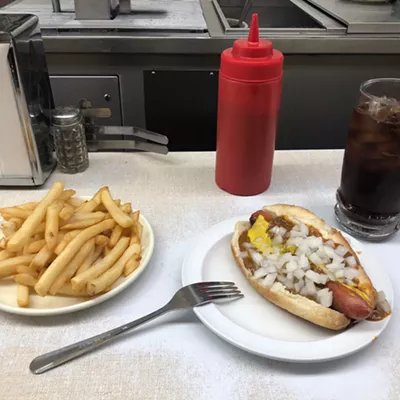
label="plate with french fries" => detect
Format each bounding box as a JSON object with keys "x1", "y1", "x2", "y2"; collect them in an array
[{"x1": 0, "y1": 183, "x2": 154, "y2": 316}]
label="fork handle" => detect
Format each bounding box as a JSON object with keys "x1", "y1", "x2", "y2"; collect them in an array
[{"x1": 30, "y1": 304, "x2": 171, "y2": 374}]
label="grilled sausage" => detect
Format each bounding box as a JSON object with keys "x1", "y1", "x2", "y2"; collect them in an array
[
  {"x1": 250, "y1": 210, "x2": 276, "y2": 225},
  {"x1": 326, "y1": 281, "x2": 373, "y2": 320}
]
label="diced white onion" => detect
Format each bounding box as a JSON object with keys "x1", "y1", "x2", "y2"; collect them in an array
[
  {"x1": 319, "y1": 274, "x2": 328, "y2": 285},
  {"x1": 292, "y1": 223, "x2": 301, "y2": 232},
  {"x1": 298, "y1": 254, "x2": 310, "y2": 269},
  {"x1": 335, "y1": 245, "x2": 349, "y2": 257},
  {"x1": 277, "y1": 253, "x2": 293, "y2": 268},
  {"x1": 254, "y1": 267, "x2": 269, "y2": 279},
  {"x1": 254, "y1": 237, "x2": 263, "y2": 243},
  {"x1": 286, "y1": 237, "x2": 304, "y2": 246},
  {"x1": 309, "y1": 253, "x2": 323, "y2": 266},
  {"x1": 326, "y1": 262, "x2": 345, "y2": 271},
  {"x1": 277, "y1": 227, "x2": 287, "y2": 237},
  {"x1": 286, "y1": 260, "x2": 298, "y2": 272},
  {"x1": 376, "y1": 291, "x2": 391, "y2": 314},
  {"x1": 322, "y1": 245, "x2": 336, "y2": 259},
  {"x1": 306, "y1": 270, "x2": 322, "y2": 284},
  {"x1": 239, "y1": 251, "x2": 249, "y2": 258},
  {"x1": 284, "y1": 279, "x2": 294, "y2": 290},
  {"x1": 294, "y1": 279, "x2": 305, "y2": 293},
  {"x1": 277, "y1": 274, "x2": 286, "y2": 283},
  {"x1": 377, "y1": 291, "x2": 386, "y2": 303},
  {"x1": 294, "y1": 268, "x2": 305, "y2": 280},
  {"x1": 316, "y1": 247, "x2": 330, "y2": 264},
  {"x1": 317, "y1": 288, "x2": 333, "y2": 308},
  {"x1": 335, "y1": 269, "x2": 344, "y2": 279},
  {"x1": 272, "y1": 235, "x2": 283, "y2": 245},
  {"x1": 299, "y1": 222, "x2": 309, "y2": 236},
  {"x1": 332, "y1": 254, "x2": 345, "y2": 264},
  {"x1": 269, "y1": 226, "x2": 279, "y2": 236},
  {"x1": 262, "y1": 273, "x2": 277, "y2": 288},
  {"x1": 287, "y1": 272, "x2": 293, "y2": 280},
  {"x1": 300, "y1": 286, "x2": 308, "y2": 297},
  {"x1": 243, "y1": 242, "x2": 255, "y2": 249},
  {"x1": 267, "y1": 253, "x2": 280, "y2": 261},
  {"x1": 325, "y1": 239, "x2": 335, "y2": 248},
  {"x1": 266, "y1": 266, "x2": 277, "y2": 274},
  {"x1": 345, "y1": 256, "x2": 357, "y2": 268},
  {"x1": 305, "y1": 271, "x2": 327, "y2": 285},
  {"x1": 343, "y1": 267, "x2": 360, "y2": 281},
  {"x1": 306, "y1": 279, "x2": 317, "y2": 295},
  {"x1": 307, "y1": 236, "x2": 323, "y2": 249},
  {"x1": 249, "y1": 250, "x2": 263, "y2": 266},
  {"x1": 290, "y1": 230, "x2": 307, "y2": 238}
]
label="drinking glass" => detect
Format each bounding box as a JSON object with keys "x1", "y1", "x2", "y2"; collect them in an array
[{"x1": 335, "y1": 78, "x2": 400, "y2": 241}]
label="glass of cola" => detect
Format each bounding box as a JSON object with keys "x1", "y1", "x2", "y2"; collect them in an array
[{"x1": 335, "y1": 78, "x2": 400, "y2": 240}]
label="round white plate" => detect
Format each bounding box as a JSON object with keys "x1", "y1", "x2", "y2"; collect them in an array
[
  {"x1": 0, "y1": 213, "x2": 154, "y2": 316},
  {"x1": 182, "y1": 215, "x2": 394, "y2": 362}
]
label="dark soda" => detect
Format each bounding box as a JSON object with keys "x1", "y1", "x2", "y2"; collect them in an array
[{"x1": 339, "y1": 102, "x2": 400, "y2": 218}]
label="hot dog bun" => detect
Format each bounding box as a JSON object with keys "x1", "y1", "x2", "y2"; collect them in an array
[{"x1": 231, "y1": 205, "x2": 378, "y2": 331}]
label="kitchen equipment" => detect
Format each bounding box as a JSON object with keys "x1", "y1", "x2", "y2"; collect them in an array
[
  {"x1": 215, "y1": 14, "x2": 284, "y2": 196},
  {"x1": 74, "y1": 0, "x2": 120, "y2": 20},
  {"x1": 335, "y1": 78, "x2": 400, "y2": 241},
  {"x1": 0, "y1": 14, "x2": 56, "y2": 186},
  {"x1": 30, "y1": 282, "x2": 243, "y2": 374},
  {"x1": 235, "y1": 0, "x2": 254, "y2": 28},
  {"x1": 51, "y1": 107, "x2": 89, "y2": 174},
  {"x1": 0, "y1": 13, "x2": 169, "y2": 186}
]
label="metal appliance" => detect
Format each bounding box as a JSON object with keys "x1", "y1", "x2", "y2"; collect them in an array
[
  {"x1": 0, "y1": 13, "x2": 169, "y2": 187},
  {"x1": 0, "y1": 14, "x2": 56, "y2": 186}
]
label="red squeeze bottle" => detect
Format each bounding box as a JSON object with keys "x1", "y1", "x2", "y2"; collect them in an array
[{"x1": 215, "y1": 14, "x2": 284, "y2": 196}]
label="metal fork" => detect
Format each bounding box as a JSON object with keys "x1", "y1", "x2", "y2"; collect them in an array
[{"x1": 30, "y1": 282, "x2": 243, "y2": 374}]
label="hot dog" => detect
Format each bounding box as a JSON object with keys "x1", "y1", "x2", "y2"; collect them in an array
[{"x1": 231, "y1": 205, "x2": 391, "y2": 330}]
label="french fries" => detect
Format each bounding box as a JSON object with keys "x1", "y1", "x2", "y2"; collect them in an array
[
  {"x1": 7, "y1": 182, "x2": 64, "y2": 252},
  {"x1": 60, "y1": 212, "x2": 106, "y2": 230},
  {"x1": 0, "y1": 185, "x2": 143, "y2": 307},
  {"x1": 87, "y1": 242, "x2": 140, "y2": 295},
  {"x1": 0, "y1": 255, "x2": 34, "y2": 278},
  {"x1": 54, "y1": 230, "x2": 81, "y2": 255},
  {"x1": 60, "y1": 189, "x2": 76, "y2": 201},
  {"x1": 101, "y1": 188, "x2": 133, "y2": 228},
  {"x1": 35, "y1": 219, "x2": 116, "y2": 296},
  {"x1": 0, "y1": 207, "x2": 32, "y2": 219},
  {"x1": 17, "y1": 284, "x2": 30, "y2": 307},
  {"x1": 71, "y1": 237, "x2": 129, "y2": 292},
  {"x1": 109, "y1": 225, "x2": 123, "y2": 248},
  {"x1": 49, "y1": 238, "x2": 95, "y2": 295},
  {"x1": 0, "y1": 250, "x2": 16, "y2": 261},
  {"x1": 25, "y1": 239, "x2": 46, "y2": 254},
  {"x1": 59, "y1": 204, "x2": 75, "y2": 221},
  {"x1": 45, "y1": 200, "x2": 64, "y2": 250}
]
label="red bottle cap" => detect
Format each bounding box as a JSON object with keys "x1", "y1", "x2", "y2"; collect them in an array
[{"x1": 220, "y1": 14, "x2": 283, "y2": 83}]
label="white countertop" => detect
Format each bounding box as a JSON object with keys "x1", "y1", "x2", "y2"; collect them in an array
[{"x1": 0, "y1": 150, "x2": 398, "y2": 400}]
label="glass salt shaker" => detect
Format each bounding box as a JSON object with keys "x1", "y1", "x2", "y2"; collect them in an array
[{"x1": 51, "y1": 106, "x2": 89, "y2": 174}]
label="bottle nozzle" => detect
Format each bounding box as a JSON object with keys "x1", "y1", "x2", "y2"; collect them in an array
[{"x1": 248, "y1": 14, "x2": 259, "y2": 45}]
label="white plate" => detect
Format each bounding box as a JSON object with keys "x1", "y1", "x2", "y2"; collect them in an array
[
  {"x1": 0, "y1": 212, "x2": 154, "y2": 316},
  {"x1": 182, "y1": 215, "x2": 394, "y2": 363}
]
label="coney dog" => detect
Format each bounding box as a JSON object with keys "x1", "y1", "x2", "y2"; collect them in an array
[{"x1": 231, "y1": 204, "x2": 391, "y2": 330}]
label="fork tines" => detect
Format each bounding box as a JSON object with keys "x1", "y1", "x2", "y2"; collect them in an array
[{"x1": 194, "y1": 281, "x2": 243, "y2": 301}]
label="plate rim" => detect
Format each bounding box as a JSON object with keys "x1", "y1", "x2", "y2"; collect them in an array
[
  {"x1": 181, "y1": 215, "x2": 394, "y2": 363},
  {"x1": 0, "y1": 213, "x2": 154, "y2": 317}
]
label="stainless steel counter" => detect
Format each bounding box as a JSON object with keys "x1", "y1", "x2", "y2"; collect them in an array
[
  {"x1": 3, "y1": 0, "x2": 400, "y2": 54},
  {"x1": 307, "y1": 0, "x2": 400, "y2": 34},
  {"x1": 4, "y1": 0, "x2": 208, "y2": 32}
]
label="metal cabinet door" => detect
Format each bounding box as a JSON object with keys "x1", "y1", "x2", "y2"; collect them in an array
[{"x1": 50, "y1": 76, "x2": 122, "y2": 126}]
